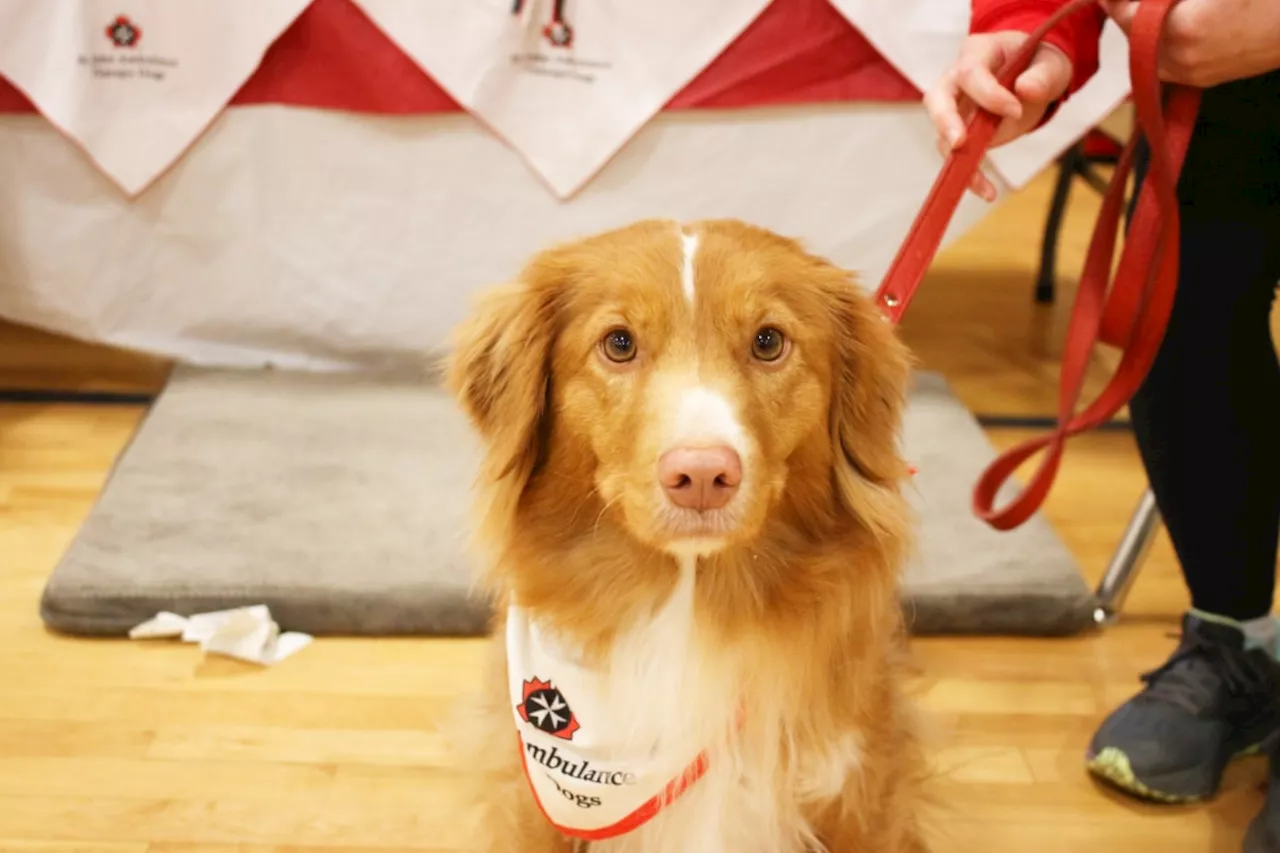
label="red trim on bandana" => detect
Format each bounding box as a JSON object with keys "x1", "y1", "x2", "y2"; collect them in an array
[{"x1": 517, "y1": 735, "x2": 711, "y2": 842}]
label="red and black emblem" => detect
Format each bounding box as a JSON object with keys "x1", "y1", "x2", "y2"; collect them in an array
[
  {"x1": 542, "y1": 0, "x2": 573, "y2": 48},
  {"x1": 105, "y1": 15, "x2": 141, "y2": 49},
  {"x1": 517, "y1": 677, "x2": 580, "y2": 740},
  {"x1": 510, "y1": 0, "x2": 573, "y2": 49}
]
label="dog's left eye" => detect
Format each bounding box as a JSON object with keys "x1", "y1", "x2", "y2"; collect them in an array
[
  {"x1": 751, "y1": 327, "x2": 788, "y2": 362},
  {"x1": 601, "y1": 327, "x2": 638, "y2": 363}
]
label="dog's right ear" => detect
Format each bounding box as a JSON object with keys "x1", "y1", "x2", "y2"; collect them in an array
[{"x1": 446, "y1": 279, "x2": 555, "y2": 495}]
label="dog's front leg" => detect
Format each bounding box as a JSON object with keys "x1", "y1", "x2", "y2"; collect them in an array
[
  {"x1": 472, "y1": 756, "x2": 575, "y2": 853},
  {"x1": 457, "y1": 632, "x2": 576, "y2": 853}
]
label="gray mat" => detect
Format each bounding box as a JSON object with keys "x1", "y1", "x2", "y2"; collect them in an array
[{"x1": 40, "y1": 367, "x2": 1096, "y2": 638}]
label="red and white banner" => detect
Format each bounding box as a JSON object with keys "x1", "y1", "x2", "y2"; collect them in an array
[
  {"x1": 353, "y1": 0, "x2": 774, "y2": 198},
  {"x1": 0, "y1": 0, "x2": 1131, "y2": 199},
  {"x1": 0, "y1": 0, "x2": 1127, "y2": 370},
  {"x1": 0, "y1": 0, "x2": 312, "y2": 195}
]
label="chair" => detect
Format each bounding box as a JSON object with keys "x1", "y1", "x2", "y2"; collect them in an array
[
  {"x1": 1035, "y1": 129, "x2": 1125, "y2": 304},
  {"x1": 1036, "y1": 124, "x2": 1164, "y2": 627},
  {"x1": 1092, "y1": 489, "x2": 1160, "y2": 625}
]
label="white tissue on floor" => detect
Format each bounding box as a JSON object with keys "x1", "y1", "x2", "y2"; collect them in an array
[{"x1": 128, "y1": 604, "x2": 312, "y2": 665}]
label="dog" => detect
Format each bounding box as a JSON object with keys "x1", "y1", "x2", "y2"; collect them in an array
[{"x1": 445, "y1": 219, "x2": 929, "y2": 853}]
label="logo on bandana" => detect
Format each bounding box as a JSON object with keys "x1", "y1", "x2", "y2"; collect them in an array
[
  {"x1": 105, "y1": 15, "x2": 142, "y2": 49},
  {"x1": 518, "y1": 677, "x2": 580, "y2": 740}
]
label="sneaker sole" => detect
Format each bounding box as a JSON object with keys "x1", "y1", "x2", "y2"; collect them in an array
[{"x1": 1085, "y1": 743, "x2": 1264, "y2": 804}]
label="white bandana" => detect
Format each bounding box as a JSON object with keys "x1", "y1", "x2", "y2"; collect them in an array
[
  {"x1": 352, "y1": 0, "x2": 772, "y2": 198},
  {"x1": 505, "y1": 604, "x2": 709, "y2": 840},
  {"x1": 0, "y1": 0, "x2": 311, "y2": 195}
]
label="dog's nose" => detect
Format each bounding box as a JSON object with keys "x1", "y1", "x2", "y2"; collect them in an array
[{"x1": 659, "y1": 446, "x2": 742, "y2": 511}]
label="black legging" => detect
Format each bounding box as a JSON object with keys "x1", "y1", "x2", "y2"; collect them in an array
[{"x1": 1128, "y1": 68, "x2": 1280, "y2": 621}]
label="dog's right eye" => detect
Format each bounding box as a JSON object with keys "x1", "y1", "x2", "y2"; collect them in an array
[{"x1": 601, "y1": 327, "x2": 637, "y2": 363}]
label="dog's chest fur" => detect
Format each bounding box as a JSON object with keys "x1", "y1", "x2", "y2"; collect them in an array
[{"x1": 557, "y1": 557, "x2": 861, "y2": 853}]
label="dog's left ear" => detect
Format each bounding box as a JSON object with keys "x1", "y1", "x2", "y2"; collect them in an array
[
  {"x1": 826, "y1": 278, "x2": 913, "y2": 541},
  {"x1": 446, "y1": 278, "x2": 557, "y2": 497}
]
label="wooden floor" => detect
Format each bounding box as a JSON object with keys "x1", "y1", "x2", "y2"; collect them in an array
[{"x1": 0, "y1": 166, "x2": 1271, "y2": 852}]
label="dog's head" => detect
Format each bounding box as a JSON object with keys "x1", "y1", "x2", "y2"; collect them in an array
[{"x1": 447, "y1": 219, "x2": 912, "y2": 567}]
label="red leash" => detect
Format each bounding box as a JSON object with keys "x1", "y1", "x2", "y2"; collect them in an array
[{"x1": 876, "y1": 0, "x2": 1201, "y2": 530}]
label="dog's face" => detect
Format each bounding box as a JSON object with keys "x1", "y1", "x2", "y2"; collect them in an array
[{"x1": 447, "y1": 219, "x2": 911, "y2": 562}]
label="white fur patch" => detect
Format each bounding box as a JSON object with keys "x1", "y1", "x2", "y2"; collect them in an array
[
  {"x1": 589, "y1": 556, "x2": 740, "y2": 852},
  {"x1": 681, "y1": 231, "x2": 698, "y2": 304},
  {"x1": 670, "y1": 386, "x2": 746, "y2": 455},
  {"x1": 588, "y1": 556, "x2": 809, "y2": 853},
  {"x1": 598, "y1": 556, "x2": 701, "y2": 749},
  {"x1": 795, "y1": 732, "x2": 863, "y2": 802}
]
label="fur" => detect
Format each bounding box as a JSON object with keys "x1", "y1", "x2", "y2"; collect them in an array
[{"x1": 445, "y1": 219, "x2": 929, "y2": 853}]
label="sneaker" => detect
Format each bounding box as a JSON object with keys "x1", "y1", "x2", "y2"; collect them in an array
[
  {"x1": 1085, "y1": 613, "x2": 1280, "y2": 803},
  {"x1": 1245, "y1": 737, "x2": 1280, "y2": 853}
]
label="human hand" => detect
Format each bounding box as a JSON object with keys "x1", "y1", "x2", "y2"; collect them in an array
[
  {"x1": 1101, "y1": 0, "x2": 1280, "y2": 88},
  {"x1": 923, "y1": 31, "x2": 1074, "y2": 201}
]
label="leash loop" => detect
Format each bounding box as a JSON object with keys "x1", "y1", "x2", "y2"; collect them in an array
[{"x1": 875, "y1": 0, "x2": 1200, "y2": 530}]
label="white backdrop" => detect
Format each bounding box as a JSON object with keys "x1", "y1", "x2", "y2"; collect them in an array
[{"x1": 0, "y1": 3, "x2": 1130, "y2": 372}]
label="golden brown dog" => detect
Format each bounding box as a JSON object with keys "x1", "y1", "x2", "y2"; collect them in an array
[{"x1": 446, "y1": 219, "x2": 928, "y2": 853}]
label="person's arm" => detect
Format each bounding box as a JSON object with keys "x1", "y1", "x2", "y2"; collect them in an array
[{"x1": 971, "y1": 0, "x2": 1107, "y2": 97}]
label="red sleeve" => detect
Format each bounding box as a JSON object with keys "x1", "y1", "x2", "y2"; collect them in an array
[{"x1": 970, "y1": 0, "x2": 1106, "y2": 97}]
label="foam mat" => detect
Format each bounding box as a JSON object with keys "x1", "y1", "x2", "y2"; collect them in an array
[{"x1": 41, "y1": 367, "x2": 1096, "y2": 637}]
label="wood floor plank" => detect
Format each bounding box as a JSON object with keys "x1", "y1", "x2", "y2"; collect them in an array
[
  {"x1": 0, "y1": 688, "x2": 450, "y2": 730},
  {"x1": 145, "y1": 725, "x2": 450, "y2": 768},
  {"x1": 0, "y1": 796, "x2": 465, "y2": 850},
  {"x1": 0, "y1": 842, "x2": 149, "y2": 853},
  {"x1": 0, "y1": 757, "x2": 450, "y2": 801}
]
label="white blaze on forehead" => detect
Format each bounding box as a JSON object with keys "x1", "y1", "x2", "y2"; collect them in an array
[
  {"x1": 680, "y1": 229, "x2": 698, "y2": 303},
  {"x1": 670, "y1": 385, "x2": 747, "y2": 454}
]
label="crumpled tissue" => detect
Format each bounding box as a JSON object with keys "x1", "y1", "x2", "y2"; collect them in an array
[{"x1": 129, "y1": 604, "x2": 312, "y2": 665}]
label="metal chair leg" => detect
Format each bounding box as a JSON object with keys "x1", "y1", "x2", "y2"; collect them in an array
[
  {"x1": 1035, "y1": 143, "x2": 1083, "y2": 304},
  {"x1": 1093, "y1": 488, "x2": 1161, "y2": 626}
]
